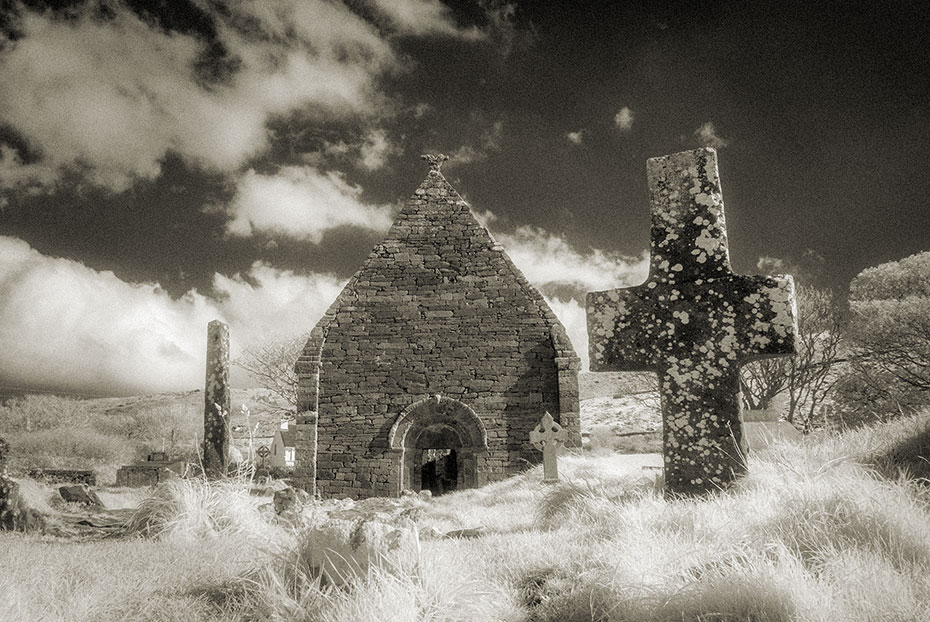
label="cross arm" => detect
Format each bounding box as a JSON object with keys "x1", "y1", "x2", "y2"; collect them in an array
[
  {"x1": 586, "y1": 285, "x2": 658, "y2": 372},
  {"x1": 733, "y1": 274, "x2": 799, "y2": 361}
]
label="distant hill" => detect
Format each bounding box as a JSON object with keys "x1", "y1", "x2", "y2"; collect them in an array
[
  {"x1": 578, "y1": 371, "x2": 661, "y2": 435},
  {"x1": 3, "y1": 373, "x2": 662, "y2": 475},
  {"x1": 70, "y1": 372, "x2": 661, "y2": 439},
  {"x1": 81, "y1": 388, "x2": 292, "y2": 447}
]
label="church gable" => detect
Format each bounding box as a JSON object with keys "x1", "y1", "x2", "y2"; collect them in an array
[{"x1": 294, "y1": 159, "x2": 580, "y2": 499}]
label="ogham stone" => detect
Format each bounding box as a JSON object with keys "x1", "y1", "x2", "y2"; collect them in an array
[
  {"x1": 586, "y1": 148, "x2": 798, "y2": 495},
  {"x1": 203, "y1": 319, "x2": 230, "y2": 478}
]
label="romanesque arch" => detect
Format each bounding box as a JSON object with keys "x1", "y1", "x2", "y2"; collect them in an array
[{"x1": 388, "y1": 395, "x2": 489, "y2": 495}]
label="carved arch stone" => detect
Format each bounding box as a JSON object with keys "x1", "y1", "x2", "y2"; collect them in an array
[{"x1": 388, "y1": 396, "x2": 489, "y2": 495}]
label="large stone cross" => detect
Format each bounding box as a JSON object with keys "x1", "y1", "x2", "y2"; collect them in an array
[
  {"x1": 530, "y1": 412, "x2": 568, "y2": 483},
  {"x1": 587, "y1": 148, "x2": 798, "y2": 495}
]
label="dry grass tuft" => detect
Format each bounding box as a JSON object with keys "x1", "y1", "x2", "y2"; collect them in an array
[
  {"x1": 124, "y1": 477, "x2": 286, "y2": 547},
  {"x1": 6, "y1": 413, "x2": 930, "y2": 621}
]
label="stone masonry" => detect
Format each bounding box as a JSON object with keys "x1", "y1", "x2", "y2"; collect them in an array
[{"x1": 294, "y1": 156, "x2": 580, "y2": 499}]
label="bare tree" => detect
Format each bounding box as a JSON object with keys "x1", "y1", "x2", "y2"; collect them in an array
[
  {"x1": 235, "y1": 333, "x2": 308, "y2": 416},
  {"x1": 740, "y1": 285, "x2": 846, "y2": 430},
  {"x1": 740, "y1": 358, "x2": 789, "y2": 411},
  {"x1": 783, "y1": 286, "x2": 845, "y2": 430}
]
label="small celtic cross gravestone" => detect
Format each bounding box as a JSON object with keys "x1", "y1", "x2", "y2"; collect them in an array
[
  {"x1": 587, "y1": 148, "x2": 798, "y2": 495},
  {"x1": 530, "y1": 412, "x2": 568, "y2": 483}
]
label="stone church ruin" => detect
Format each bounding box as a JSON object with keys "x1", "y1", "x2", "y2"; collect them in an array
[{"x1": 293, "y1": 155, "x2": 581, "y2": 499}]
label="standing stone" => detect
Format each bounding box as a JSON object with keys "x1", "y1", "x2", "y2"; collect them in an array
[
  {"x1": 203, "y1": 320, "x2": 230, "y2": 478},
  {"x1": 587, "y1": 148, "x2": 798, "y2": 495},
  {"x1": 530, "y1": 412, "x2": 568, "y2": 483},
  {"x1": 0, "y1": 436, "x2": 15, "y2": 527}
]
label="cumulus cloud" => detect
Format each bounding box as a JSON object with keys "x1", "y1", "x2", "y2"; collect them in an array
[
  {"x1": 0, "y1": 145, "x2": 58, "y2": 192},
  {"x1": 566, "y1": 131, "x2": 584, "y2": 145},
  {"x1": 0, "y1": 2, "x2": 396, "y2": 193},
  {"x1": 544, "y1": 296, "x2": 591, "y2": 368},
  {"x1": 756, "y1": 250, "x2": 826, "y2": 285},
  {"x1": 491, "y1": 225, "x2": 649, "y2": 369},
  {"x1": 358, "y1": 129, "x2": 397, "y2": 171},
  {"x1": 310, "y1": 128, "x2": 398, "y2": 172},
  {"x1": 444, "y1": 120, "x2": 504, "y2": 168},
  {"x1": 756, "y1": 256, "x2": 787, "y2": 274},
  {"x1": 614, "y1": 106, "x2": 635, "y2": 131},
  {"x1": 496, "y1": 226, "x2": 648, "y2": 293},
  {"x1": 209, "y1": 263, "x2": 346, "y2": 349},
  {"x1": 368, "y1": 0, "x2": 484, "y2": 40},
  {"x1": 225, "y1": 165, "x2": 395, "y2": 241},
  {"x1": 0, "y1": 217, "x2": 646, "y2": 391},
  {"x1": 695, "y1": 121, "x2": 729, "y2": 149},
  {"x1": 0, "y1": 236, "x2": 345, "y2": 395}
]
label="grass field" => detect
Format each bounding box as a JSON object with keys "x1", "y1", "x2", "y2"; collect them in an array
[{"x1": 3, "y1": 412, "x2": 930, "y2": 621}]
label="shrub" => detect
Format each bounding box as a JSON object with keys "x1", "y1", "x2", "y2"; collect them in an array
[
  {"x1": 839, "y1": 251, "x2": 930, "y2": 420},
  {"x1": 6, "y1": 428, "x2": 130, "y2": 470},
  {"x1": 91, "y1": 404, "x2": 199, "y2": 454},
  {"x1": 0, "y1": 395, "x2": 89, "y2": 435}
]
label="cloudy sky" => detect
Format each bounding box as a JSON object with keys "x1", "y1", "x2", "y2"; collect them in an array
[{"x1": 1, "y1": 0, "x2": 928, "y2": 396}]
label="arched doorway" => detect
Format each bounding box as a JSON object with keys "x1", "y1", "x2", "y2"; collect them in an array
[{"x1": 388, "y1": 396, "x2": 488, "y2": 496}]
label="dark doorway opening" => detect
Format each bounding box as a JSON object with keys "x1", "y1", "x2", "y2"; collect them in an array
[
  {"x1": 420, "y1": 448, "x2": 458, "y2": 496},
  {"x1": 389, "y1": 396, "x2": 488, "y2": 496}
]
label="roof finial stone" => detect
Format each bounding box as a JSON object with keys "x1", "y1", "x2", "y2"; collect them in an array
[{"x1": 421, "y1": 153, "x2": 449, "y2": 174}]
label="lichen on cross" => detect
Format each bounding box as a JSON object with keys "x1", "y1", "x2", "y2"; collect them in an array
[
  {"x1": 586, "y1": 148, "x2": 799, "y2": 495},
  {"x1": 421, "y1": 153, "x2": 449, "y2": 172}
]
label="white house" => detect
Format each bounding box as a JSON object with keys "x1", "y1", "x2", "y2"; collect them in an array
[{"x1": 270, "y1": 421, "x2": 296, "y2": 469}]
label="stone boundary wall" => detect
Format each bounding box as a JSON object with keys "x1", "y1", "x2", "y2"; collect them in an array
[
  {"x1": 25, "y1": 469, "x2": 96, "y2": 486},
  {"x1": 115, "y1": 465, "x2": 168, "y2": 488}
]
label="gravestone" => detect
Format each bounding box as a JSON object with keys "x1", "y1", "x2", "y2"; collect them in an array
[
  {"x1": 0, "y1": 436, "x2": 16, "y2": 527},
  {"x1": 742, "y1": 408, "x2": 803, "y2": 450},
  {"x1": 59, "y1": 484, "x2": 103, "y2": 507},
  {"x1": 203, "y1": 320, "x2": 230, "y2": 478},
  {"x1": 530, "y1": 412, "x2": 568, "y2": 483},
  {"x1": 116, "y1": 452, "x2": 187, "y2": 487},
  {"x1": 587, "y1": 148, "x2": 798, "y2": 495}
]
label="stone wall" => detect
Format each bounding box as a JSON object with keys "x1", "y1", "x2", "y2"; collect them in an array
[
  {"x1": 25, "y1": 469, "x2": 97, "y2": 486},
  {"x1": 115, "y1": 465, "x2": 168, "y2": 487},
  {"x1": 295, "y1": 167, "x2": 580, "y2": 498}
]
